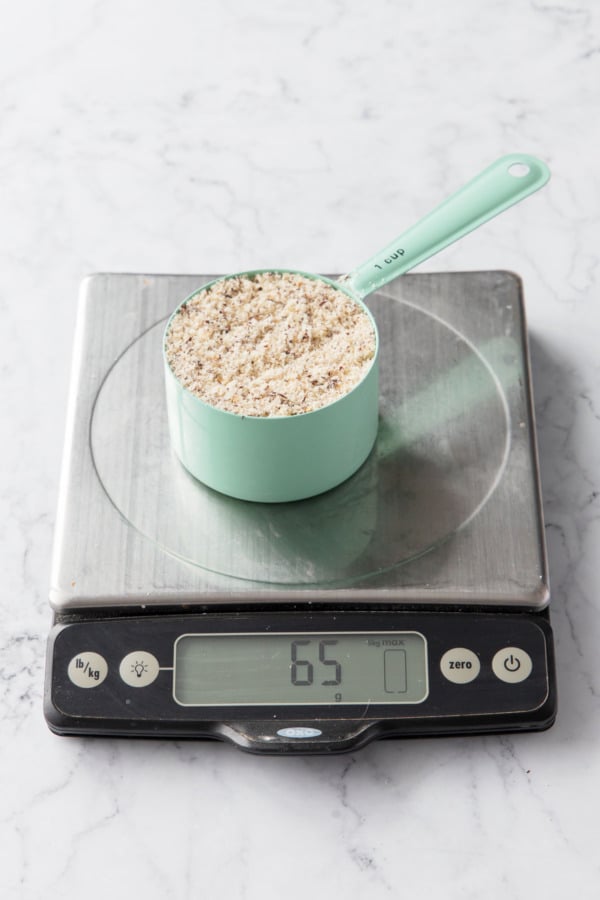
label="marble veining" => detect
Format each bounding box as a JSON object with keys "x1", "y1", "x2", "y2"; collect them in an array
[{"x1": 1, "y1": 0, "x2": 599, "y2": 897}]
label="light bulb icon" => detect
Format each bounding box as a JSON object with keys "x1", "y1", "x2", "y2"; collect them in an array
[
  {"x1": 131, "y1": 659, "x2": 148, "y2": 679},
  {"x1": 120, "y1": 652, "x2": 159, "y2": 688}
]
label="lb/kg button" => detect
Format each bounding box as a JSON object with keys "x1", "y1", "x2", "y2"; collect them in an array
[
  {"x1": 492, "y1": 647, "x2": 532, "y2": 683},
  {"x1": 440, "y1": 647, "x2": 480, "y2": 684},
  {"x1": 67, "y1": 652, "x2": 108, "y2": 688}
]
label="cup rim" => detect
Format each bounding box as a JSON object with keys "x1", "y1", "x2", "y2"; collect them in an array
[{"x1": 162, "y1": 268, "x2": 380, "y2": 421}]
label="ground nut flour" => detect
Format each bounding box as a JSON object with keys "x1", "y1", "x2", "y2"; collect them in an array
[{"x1": 165, "y1": 272, "x2": 376, "y2": 417}]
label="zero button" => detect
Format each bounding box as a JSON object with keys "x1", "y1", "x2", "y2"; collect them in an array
[{"x1": 440, "y1": 648, "x2": 481, "y2": 684}]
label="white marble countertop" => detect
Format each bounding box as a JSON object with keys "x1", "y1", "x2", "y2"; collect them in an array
[{"x1": 1, "y1": 1, "x2": 599, "y2": 897}]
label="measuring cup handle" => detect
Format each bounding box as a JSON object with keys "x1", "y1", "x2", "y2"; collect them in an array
[{"x1": 341, "y1": 154, "x2": 550, "y2": 299}]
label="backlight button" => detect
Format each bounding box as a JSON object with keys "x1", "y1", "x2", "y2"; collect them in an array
[{"x1": 119, "y1": 651, "x2": 160, "y2": 687}]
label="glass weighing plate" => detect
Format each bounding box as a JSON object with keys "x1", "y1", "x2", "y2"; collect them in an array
[{"x1": 90, "y1": 292, "x2": 509, "y2": 586}]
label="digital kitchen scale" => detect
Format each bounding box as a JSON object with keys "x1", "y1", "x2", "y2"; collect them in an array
[{"x1": 44, "y1": 271, "x2": 556, "y2": 754}]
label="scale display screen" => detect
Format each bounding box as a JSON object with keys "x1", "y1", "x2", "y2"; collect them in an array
[{"x1": 173, "y1": 632, "x2": 428, "y2": 706}]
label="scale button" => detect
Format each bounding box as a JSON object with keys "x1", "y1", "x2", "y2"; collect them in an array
[
  {"x1": 492, "y1": 647, "x2": 532, "y2": 683},
  {"x1": 440, "y1": 648, "x2": 481, "y2": 684},
  {"x1": 67, "y1": 652, "x2": 108, "y2": 688},
  {"x1": 119, "y1": 651, "x2": 160, "y2": 687}
]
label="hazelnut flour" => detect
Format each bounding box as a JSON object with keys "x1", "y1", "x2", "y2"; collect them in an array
[{"x1": 165, "y1": 272, "x2": 376, "y2": 417}]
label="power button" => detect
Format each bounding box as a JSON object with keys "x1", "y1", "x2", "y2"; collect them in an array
[{"x1": 492, "y1": 647, "x2": 533, "y2": 684}]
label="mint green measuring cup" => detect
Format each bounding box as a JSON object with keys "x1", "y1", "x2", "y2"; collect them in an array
[{"x1": 164, "y1": 153, "x2": 549, "y2": 503}]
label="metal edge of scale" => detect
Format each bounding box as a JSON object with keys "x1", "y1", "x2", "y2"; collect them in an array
[{"x1": 48, "y1": 271, "x2": 550, "y2": 615}]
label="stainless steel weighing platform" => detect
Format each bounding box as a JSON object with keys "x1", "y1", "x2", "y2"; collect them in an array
[{"x1": 44, "y1": 271, "x2": 556, "y2": 753}]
